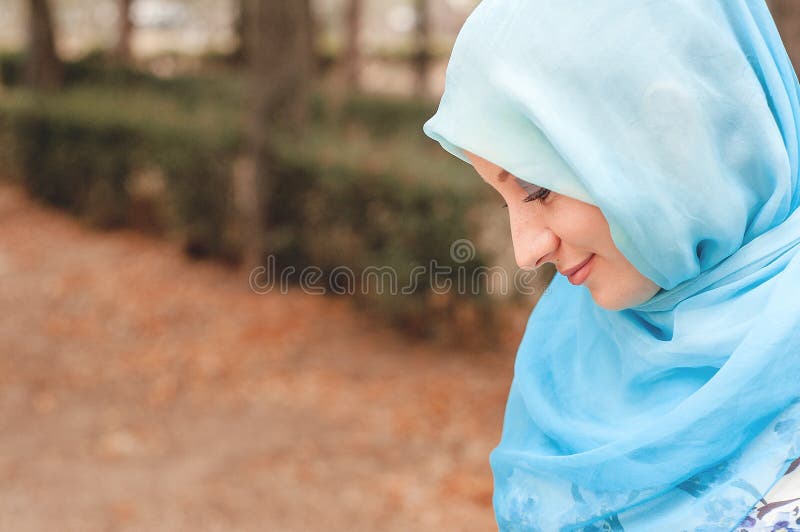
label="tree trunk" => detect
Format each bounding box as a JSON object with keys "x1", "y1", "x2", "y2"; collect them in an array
[
  {"x1": 25, "y1": 0, "x2": 62, "y2": 90},
  {"x1": 115, "y1": 0, "x2": 134, "y2": 63},
  {"x1": 413, "y1": 0, "x2": 430, "y2": 98},
  {"x1": 302, "y1": 0, "x2": 317, "y2": 80},
  {"x1": 232, "y1": 0, "x2": 249, "y2": 64},
  {"x1": 241, "y1": 0, "x2": 314, "y2": 270},
  {"x1": 343, "y1": 0, "x2": 362, "y2": 91}
]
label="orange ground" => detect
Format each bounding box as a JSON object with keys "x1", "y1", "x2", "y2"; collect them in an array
[{"x1": 0, "y1": 183, "x2": 530, "y2": 531}]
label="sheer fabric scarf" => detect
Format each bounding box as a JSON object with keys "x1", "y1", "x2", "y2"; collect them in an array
[{"x1": 423, "y1": 1, "x2": 800, "y2": 530}]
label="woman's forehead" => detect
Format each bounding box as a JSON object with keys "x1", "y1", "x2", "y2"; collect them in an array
[{"x1": 464, "y1": 150, "x2": 510, "y2": 182}]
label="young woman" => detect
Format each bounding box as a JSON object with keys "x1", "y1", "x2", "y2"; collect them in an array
[{"x1": 423, "y1": 1, "x2": 800, "y2": 530}]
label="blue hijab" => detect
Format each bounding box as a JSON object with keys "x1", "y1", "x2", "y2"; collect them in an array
[{"x1": 423, "y1": 1, "x2": 800, "y2": 530}]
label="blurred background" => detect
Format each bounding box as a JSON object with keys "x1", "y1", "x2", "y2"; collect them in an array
[{"x1": 1, "y1": 1, "x2": 799, "y2": 530}]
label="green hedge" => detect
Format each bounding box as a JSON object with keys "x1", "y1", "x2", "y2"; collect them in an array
[
  {"x1": 0, "y1": 49, "x2": 245, "y2": 108},
  {"x1": 0, "y1": 86, "x2": 242, "y2": 259},
  {"x1": 0, "y1": 67, "x2": 525, "y2": 345},
  {"x1": 14, "y1": 111, "x2": 134, "y2": 227},
  {"x1": 336, "y1": 93, "x2": 436, "y2": 137},
  {"x1": 0, "y1": 51, "x2": 23, "y2": 87},
  {"x1": 265, "y1": 127, "x2": 500, "y2": 340}
]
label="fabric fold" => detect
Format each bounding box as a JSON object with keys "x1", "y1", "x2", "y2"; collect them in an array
[{"x1": 423, "y1": 1, "x2": 800, "y2": 529}]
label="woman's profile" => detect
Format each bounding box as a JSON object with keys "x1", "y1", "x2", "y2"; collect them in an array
[{"x1": 424, "y1": 1, "x2": 800, "y2": 530}]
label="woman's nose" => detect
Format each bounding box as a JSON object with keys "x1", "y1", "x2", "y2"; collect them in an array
[{"x1": 509, "y1": 216, "x2": 559, "y2": 269}]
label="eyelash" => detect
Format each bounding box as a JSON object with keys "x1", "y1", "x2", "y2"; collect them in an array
[{"x1": 502, "y1": 188, "x2": 551, "y2": 208}]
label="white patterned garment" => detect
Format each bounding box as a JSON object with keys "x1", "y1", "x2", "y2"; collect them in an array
[{"x1": 736, "y1": 459, "x2": 800, "y2": 532}]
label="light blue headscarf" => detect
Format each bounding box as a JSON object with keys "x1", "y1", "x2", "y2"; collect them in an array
[{"x1": 423, "y1": 1, "x2": 800, "y2": 530}]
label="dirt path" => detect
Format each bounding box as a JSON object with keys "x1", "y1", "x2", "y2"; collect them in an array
[{"x1": 0, "y1": 183, "x2": 527, "y2": 531}]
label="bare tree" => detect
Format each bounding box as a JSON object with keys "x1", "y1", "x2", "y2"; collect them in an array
[
  {"x1": 413, "y1": 0, "x2": 430, "y2": 98},
  {"x1": 25, "y1": 0, "x2": 62, "y2": 90},
  {"x1": 343, "y1": 0, "x2": 363, "y2": 91},
  {"x1": 241, "y1": 0, "x2": 314, "y2": 269},
  {"x1": 115, "y1": 0, "x2": 134, "y2": 63}
]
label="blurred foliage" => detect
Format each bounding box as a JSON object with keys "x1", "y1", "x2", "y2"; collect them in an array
[
  {"x1": 268, "y1": 122, "x2": 499, "y2": 341},
  {"x1": 0, "y1": 52, "x2": 522, "y2": 345},
  {"x1": 1, "y1": 49, "x2": 244, "y2": 106},
  {"x1": 0, "y1": 51, "x2": 23, "y2": 87},
  {"x1": 336, "y1": 92, "x2": 437, "y2": 138},
  {"x1": 0, "y1": 58, "x2": 243, "y2": 259}
]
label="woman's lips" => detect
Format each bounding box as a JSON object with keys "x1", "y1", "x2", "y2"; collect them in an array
[{"x1": 563, "y1": 254, "x2": 596, "y2": 285}]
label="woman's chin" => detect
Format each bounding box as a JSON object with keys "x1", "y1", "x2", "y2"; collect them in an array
[
  {"x1": 589, "y1": 291, "x2": 629, "y2": 311},
  {"x1": 587, "y1": 282, "x2": 661, "y2": 311}
]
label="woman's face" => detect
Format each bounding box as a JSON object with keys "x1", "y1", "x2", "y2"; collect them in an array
[{"x1": 464, "y1": 150, "x2": 660, "y2": 310}]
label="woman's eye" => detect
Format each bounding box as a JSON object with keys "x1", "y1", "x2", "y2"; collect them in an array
[
  {"x1": 501, "y1": 188, "x2": 551, "y2": 208},
  {"x1": 523, "y1": 188, "x2": 551, "y2": 203}
]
